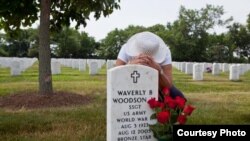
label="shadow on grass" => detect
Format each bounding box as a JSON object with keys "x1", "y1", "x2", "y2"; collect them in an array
[
  {"x1": 53, "y1": 73, "x2": 82, "y2": 76},
  {"x1": 240, "y1": 114, "x2": 250, "y2": 123},
  {"x1": 193, "y1": 79, "x2": 243, "y2": 83}
]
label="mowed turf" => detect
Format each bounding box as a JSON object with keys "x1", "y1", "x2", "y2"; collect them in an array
[{"x1": 0, "y1": 62, "x2": 250, "y2": 141}]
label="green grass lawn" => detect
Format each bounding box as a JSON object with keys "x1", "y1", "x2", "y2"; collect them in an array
[{"x1": 0, "y1": 62, "x2": 250, "y2": 141}]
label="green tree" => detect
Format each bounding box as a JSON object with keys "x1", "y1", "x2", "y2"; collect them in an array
[
  {"x1": 166, "y1": 5, "x2": 232, "y2": 62},
  {"x1": 52, "y1": 27, "x2": 80, "y2": 58},
  {"x1": 0, "y1": 33, "x2": 8, "y2": 56},
  {"x1": 0, "y1": 0, "x2": 120, "y2": 95},
  {"x1": 206, "y1": 34, "x2": 229, "y2": 62},
  {"x1": 79, "y1": 32, "x2": 98, "y2": 58},
  {"x1": 227, "y1": 23, "x2": 250, "y2": 62},
  {"x1": 4, "y1": 29, "x2": 34, "y2": 57},
  {"x1": 99, "y1": 28, "x2": 126, "y2": 59},
  {"x1": 0, "y1": 47, "x2": 8, "y2": 56},
  {"x1": 27, "y1": 28, "x2": 39, "y2": 58},
  {"x1": 247, "y1": 13, "x2": 250, "y2": 31},
  {"x1": 0, "y1": 28, "x2": 38, "y2": 57},
  {"x1": 52, "y1": 28, "x2": 98, "y2": 58},
  {"x1": 99, "y1": 25, "x2": 146, "y2": 59}
]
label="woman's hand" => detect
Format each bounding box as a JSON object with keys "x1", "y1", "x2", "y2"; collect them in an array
[
  {"x1": 127, "y1": 54, "x2": 173, "y2": 88},
  {"x1": 128, "y1": 54, "x2": 162, "y2": 73},
  {"x1": 146, "y1": 56, "x2": 162, "y2": 72},
  {"x1": 128, "y1": 54, "x2": 150, "y2": 65}
]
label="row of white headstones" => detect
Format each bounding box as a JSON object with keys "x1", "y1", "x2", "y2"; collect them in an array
[
  {"x1": 55, "y1": 58, "x2": 116, "y2": 75},
  {"x1": 0, "y1": 57, "x2": 116, "y2": 76},
  {"x1": 0, "y1": 57, "x2": 38, "y2": 75},
  {"x1": 1, "y1": 57, "x2": 249, "y2": 81},
  {"x1": 173, "y1": 62, "x2": 250, "y2": 81}
]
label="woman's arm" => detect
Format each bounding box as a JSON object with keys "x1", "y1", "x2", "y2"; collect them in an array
[
  {"x1": 116, "y1": 55, "x2": 149, "y2": 66},
  {"x1": 159, "y1": 64, "x2": 173, "y2": 89},
  {"x1": 116, "y1": 59, "x2": 126, "y2": 66},
  {"x1": 144, "y1": 56, "x2": 173, "y2": 88}
]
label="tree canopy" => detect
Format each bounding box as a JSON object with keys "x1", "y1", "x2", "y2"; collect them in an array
[
  {"x1": 0, "y1": 0, "x2": 121, "y2": 95},
  {"x1": 165, "y1": 5, "x2": 232, "y2": 62},
  {"x1": 0, "y1": 0, "x2": 120, "y2": 32}
]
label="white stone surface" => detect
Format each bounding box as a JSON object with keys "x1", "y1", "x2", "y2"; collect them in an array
[
  {"x1": 222, "y1": 63, "x2": 229, "y2": 72},
  {"x1": 238, "y1": 64, "x2": 248, "y2": 75},
  {"x1": 89, "y1": 62, "x2": 98, "y2": 75},
  {"x1": 229, "y1": 65, "x2": 239, "y2": 81},
  {"x1": 79, "y1": 59, "x2": 86, "y2": 71},
  {"x1": 107, "y1": 65, "x2": 158, "y2": 141},
  {"x1": 172, "y1": 62, "x2": 178, "y2": 69},
  {"x1": 178, "y1": 62, "x2": 181, "y2": 71},
  {"x1": 106, "y1": 60, "x2": 116, "y2": 70},
  {"x1": 193, "y1": 63, "x2": 203, "y2": 80},
  {"x1": 181, "y1": 62, "x2": 186, "y2": 72},
  {"x1": 51, "y1": 61, "x2": 61, "y2": 74},
  {"x1": 212, "y1": 63, "x2": 220, "y2": 75},
  {"x1": 73, "y1": 59, "x2": 79, "y2": 69},
  {"x1": 185, "y1": 63, "x2": 193, "y2": 75},
  {"x1": 1, "y1": 57, "x2": 37, "y2": 74},
  {"x1": 98, "y1": 59, "x2": 106, "y2": 69},
  {"x1": 0, "y1": 57, "x2": 11, "y2": 68},
  {"x1": 11, "y1": 61, "x2": 21, "y2": 76}
]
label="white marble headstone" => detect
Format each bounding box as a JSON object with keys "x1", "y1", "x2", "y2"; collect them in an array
[
  {"x1": 89, "y1": 62, "x2": 98, "y2": 75},
  {"x1": 237, "y1": 64, "x2": 246, "y2": 75},
  {"x1": 11, "y1": 61, "x2": 21, "y2": 76},
  {"x1": 229, "y1": 65, "x2": 239, "y2": 81},
  {"x1": 106, "y1": 60, "x2": 116, "y2": 70},
  {"x1": 222, "y1": 63, "x2": 229, "y2": 72},
  {"x1": 98, "y1": 59, "x2": 106, "y2": 69},
  {"x1": 73, "y1": 59, "x2": 79, "y2": 69},
  {"x1": 185, "y1": 63, "x2": 193, "y2": 75},
  {"x1": 181, "y1": 62, "x2": 186, "y2": 72},
  {"x1": 193, "y1": 63, "x2": 203, "y2": 80},
  {"x1": 51, "y1": 61, "x2": 61, "y2": 74},
  {"x1": 212, "y1": 63, "x2": 220, "y2": 75},
  {"x1": 79, "y1": 59, "x2": 86, "y2": 71},
  {"x1": 107, "y1": 65, "x2": 158, "y2": 141}
]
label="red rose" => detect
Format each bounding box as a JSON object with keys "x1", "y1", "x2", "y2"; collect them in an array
[
  {"x1": 177, "y1": 114, "x2": 187, "y2": 125},
  {"x1": 157, "y1": 111, "x2": 170, "y2": 124},
  {"x1": 157, "y1": 101, "x2": 165, "y2": 109},
  {"x1": 147, "y1": 98, "x2": 158, "y2": 108},
  {"x1": 164, "y1": 96, "x2": 176, "y2": 109},
  {"x1": 175, "y1": 96, "x2": 186, "y2": 109},
  {"x1": 162, "y1": 87, "x2": 170, "y2": 95},
  {"x1": 183, "y1": 105, "x2": 195, "y2": 116}
]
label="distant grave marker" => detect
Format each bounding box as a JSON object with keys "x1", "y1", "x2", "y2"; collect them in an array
[
  {"x1": 11, "y1": 61, "x2": 21, "y2": 76},
  {"x1": 212, "y1": 63, "x2": 220, "y2": 75},
  {"x1": 89, "y1": 62, "x2": 98, "y2": 75},
  {"x1": 193, "y1": 63, "x2": 203, "y2": 80},
  {"x1": 229, "y1": 65, "x2": 239, "y2": 81}
]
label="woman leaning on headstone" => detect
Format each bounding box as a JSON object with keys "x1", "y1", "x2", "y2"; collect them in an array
[{"x1": 115, "y1": 31, "x2": 186, "y2": 101}]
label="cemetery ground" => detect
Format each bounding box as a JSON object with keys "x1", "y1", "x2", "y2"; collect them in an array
[{"x1": 0, "y1": 62, "x2": 250, "y2": 141}]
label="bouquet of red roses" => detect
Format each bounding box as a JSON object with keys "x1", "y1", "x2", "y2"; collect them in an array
[{"x1": 147, "y1": 87, "x2": 195, "y2": 140}]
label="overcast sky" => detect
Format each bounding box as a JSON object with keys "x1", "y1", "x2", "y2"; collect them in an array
[{"x1": 79, "y1": 0, "x2": 250, "y2": 41}]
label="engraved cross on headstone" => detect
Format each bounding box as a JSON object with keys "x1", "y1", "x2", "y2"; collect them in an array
[{"x1": 131, "y1": 70, "x2": 140, "y2": 83}]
